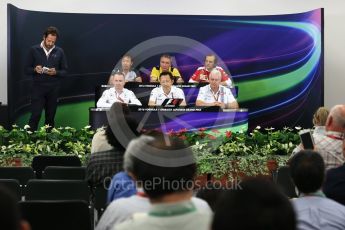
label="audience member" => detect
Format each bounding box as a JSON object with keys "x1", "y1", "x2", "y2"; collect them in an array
[
  {"x1": 291, "y1": 104, "x2": 345, "y2": 170},
  {"x1": 97, "y1": 72, "x2": 142, "y2": 108},
  {"x1": 150, "y1": 54, "x2": 184, "y2": 83},
  {"x1": 91, "y1": 127, "x2": 113, "y2": 153},
  {"x1": 148, "y1": 72, "x2": 186, "y2": 106},
  {"x1": 196, "y1": 69, "x2": 238, "y2": 109},
  {"x1": 112, "y1": 133, "x2": 212, "y2": 230},
  {"x1": 212, "y1": 178, "x2": 296, "y2": 230},
  {"x1": 106, "y1": 131, "x2": 164, "y2": 203},
  {"x1": 290, "y1": 150, "x2": 345, "y2": 229},
  {"x1": 195, "y1": 182, "x2": 227, "y2": 212},
  {"x1": 97, "y1": 133, "x2": 211, "y2": 230},
  {"x1": 86, "y1": 103, "x2": 140, "y2": 187},
  {"x1": 323, "y1": 138, "x2": 345, "y2": 205},
  {"x1": 0, "y1": 186, "x2": 31, "y2": 230},
  {"x1": 106, "y1": 171, "x2": 137, "y2": 203},
  {"x1": 111, "y1": 54, "x2": 142, "y2": 82},
  {"x1": 189, "y1": 54, "x2": 233, "y2": 87},
  {"x1": 312, "y1": 107, "x2": 329, "y2": 136},
  {"x1": 91, "y1": 104, "x2": 130, "y2": 154}
]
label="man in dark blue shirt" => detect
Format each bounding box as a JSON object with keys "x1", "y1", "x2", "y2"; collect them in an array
[{"x1": 25, "y1": 26, "x2": 68, "y2": 131}]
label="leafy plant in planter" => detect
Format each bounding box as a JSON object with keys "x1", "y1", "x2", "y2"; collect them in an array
[
  {"x1": 1, "y1": 124, "x2": 300, "y2": 179},
  {"x1": 192, "y1": 126, "x2": 299, "y2": 182},
  {"x1": 0, "y1": 125, "x2": 94, "y2": 166}
]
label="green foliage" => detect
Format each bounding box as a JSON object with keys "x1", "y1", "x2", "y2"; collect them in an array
[
  {"x1": 1, "y1": 124, "x2": 299, "y2": 181},
  {"x1": 0, "y1": 125, "x2": 94, "y2": 166},
  {"x1": 189, "y1": 126, "x2": 300, "y2": 180}
]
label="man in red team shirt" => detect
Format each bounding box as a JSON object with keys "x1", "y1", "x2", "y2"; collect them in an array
[{"x1": 189, "y1": 54, "x2": 233, "y2": 87}]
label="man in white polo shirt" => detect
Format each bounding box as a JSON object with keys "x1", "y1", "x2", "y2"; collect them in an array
[
  {"x1": 196, "y1": 69, "x2": 238, "y2": 109},
  {"x1": 148, "y1": 72, "x2": 186, "y2": 107},
  {"x1": 97, "y1": 72, "x2": 142, "y2": 107}
]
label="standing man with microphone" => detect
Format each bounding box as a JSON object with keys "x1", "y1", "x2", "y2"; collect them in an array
[{"x1": 25, "y1": 26, "x2": 68, "y2": 131}]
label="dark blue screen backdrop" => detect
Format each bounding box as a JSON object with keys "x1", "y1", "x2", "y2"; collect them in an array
[{"x1": 8, "y1": 4, "x2": 323, "y2": 129}]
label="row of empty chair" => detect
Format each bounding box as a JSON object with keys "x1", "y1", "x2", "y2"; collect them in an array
[
  {"x1": 0, "y1": 165, "x2": 86, "y2": 184},
  {"x1": 0, "y1": 157, "x2": 109, "y2": 229},
  {"x1": 0, "y1": 166, "x2": 107, "y2": 210}
]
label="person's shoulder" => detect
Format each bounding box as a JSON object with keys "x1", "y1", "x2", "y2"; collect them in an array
[
  {"x1": 293, "y1": 195, "x2": 345, "y2": 210},
  {"x1": 327, "y1": 164, "x2": 345, "y2": 177},
  {"x1": 52, "y1": 46, "x2": 65, "y2": 54},
  {"x1": 151, "y1": 87, "x2": 160, "y2": 93},
  {"x1": 31, "y1": 44, "x2": 41, "y2": 49},
  {"x1": 29, "y1": 45, "x2": 41, "y2": 53},
  {"x1": 191, "y1": 197, "x2": 212, "y2": 212},
  {"x1": 151, "y1": 66, "x2": 160, "y2": 72},
  {"x1": 129, "y1": 70, "x2": 138, "y2": 75},
  {"x1": 117, "y1": 195, "x2": 148, "y2": 206},
  {"x1": 221, "y1": 85, "x2": 231, "y2": 92},
  {"x1": 104, "y1": 87, "x2": 115, "y2": 93},
  {"x1": 215, "y1": 66, "x2": 225, "y2": 71},
  {"x1": 114, "y1": 215, "x2": 148, "y2": 230},
  {"x1": 54, "y1": 45, "x2": 64, "y2": 51},
  {"x1": 124, "y1": 88, "x2": 135, "y2": 94},
  {"x1": 199, "y1": 85, "x2": 208, "y2": 91},
  {"x1": 172, "y1": 85, "x2": 182, "y2": 91},
  {"x1": 171, "y1": 66, "x2": 181, "y2": 73},
  {"x1": 321, "y1": 197, "x2": 345, "y2": 212},
  {"x1": 107, "y1": 195, "x2": 136, "y2": 210},
  {"x1": 112, "y1": 171, "x2": 129, "y2": 179}
]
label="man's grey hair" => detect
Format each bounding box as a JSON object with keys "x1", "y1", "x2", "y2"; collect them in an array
[
  {"x1": 111, "y1": 71, "x2": 125, "y2": 78},
  {"x1": 209, "y1": 68, "x2": 221, "y2": 79}
]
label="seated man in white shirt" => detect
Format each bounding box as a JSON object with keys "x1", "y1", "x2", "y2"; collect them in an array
[
  {"x1": 148, "y1": 71, "x2": 186, "y2": 107},
  {"x1": 189, "y1": 54, "x2": 233, "y2": 87},
  {"x1": 196, "y1": 69, "x2": 239, "y2": 109},
  {"x1": 97, "y1": 72, "x2": 142, "y2": 107}
]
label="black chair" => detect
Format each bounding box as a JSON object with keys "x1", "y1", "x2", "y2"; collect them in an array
[
  {"x1": 42, "y1": 166, "x2": 86, "y2": 180},
  {"x1": 0, "y1": 166, "x2": 35, "y2": 185},
  {"x1": 93, "y1": 186, "x2": 108, "y2": 219},
  {"x1": 0, "y1": 179, "x2": 21, "y2": 200},
  {"x1": 19, "y1": 200, "x2": 92, "y2": 230},
  {"x1": 274, "y1": 166, "x2": 298, "y2": 198},
  {"x1": 32, "y1": 155, "x2": 81, "y2": 178},
  {"x1": 25, "y1": 179, "x2": 90, "y2": 202}
]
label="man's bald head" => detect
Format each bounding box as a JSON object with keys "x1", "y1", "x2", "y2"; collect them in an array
[{"x1": 326, "y1": 105, "x2": 345, "y2": 132}]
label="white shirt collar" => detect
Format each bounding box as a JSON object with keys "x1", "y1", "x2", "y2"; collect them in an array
[
  {"x1": 159, "y1": 86, "x2": 175, "y2": 96},
  {"x1": 208, "y1": 84, "x2": 221, "y2": 95},
  {"x1": 40, "y1": 41, "x2": 55, "y2": 57}
]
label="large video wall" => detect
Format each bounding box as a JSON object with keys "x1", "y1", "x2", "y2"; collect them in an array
[{"x1": 8, "y1": 4, "x2": 323, "y2": 129}]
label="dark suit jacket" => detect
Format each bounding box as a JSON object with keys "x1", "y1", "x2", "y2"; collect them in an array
[{"x1": 323, "y1": 164, "x2": 345, "y2": 206}]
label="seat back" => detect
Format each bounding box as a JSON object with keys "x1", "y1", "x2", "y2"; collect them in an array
[
  {"x1": 275, "y1": 166, "x2": 298, "y2": 198},
  {"x1": 42, "y1": 166, "x2": 86, "y2": 180},
  {"x1": 93, "y1": 186, "x2": 108, "y2": 218},
  {"x1": 0, "y1": 179, "x2": 21, "y2": 200},
  {"x1": 32, "y1": 156, "x2": 81, "y2": 178},
  {"x1": 25, "y1": 179, "x2": 90, "y2": 202},
  {"x1": 19, "y1": 200, "x2": 92, "y2": 230},
  {"x1": 0, "y1": 167, "x2": 35, "y2": 185}
]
